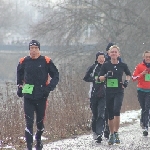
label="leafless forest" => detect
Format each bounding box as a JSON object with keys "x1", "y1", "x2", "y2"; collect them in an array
[{"x1": 0, "y1": 0, "x2": 149, "y2": 148}]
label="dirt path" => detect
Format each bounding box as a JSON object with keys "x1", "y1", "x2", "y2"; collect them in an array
[{"x1": 43, "y1": 120, "x2": 150, "y2": 150}]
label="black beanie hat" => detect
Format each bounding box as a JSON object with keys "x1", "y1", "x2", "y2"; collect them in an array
[
  {"x1": 96, "y1": 51, "x2": 105, "y2": 60},
  {"x1": 106, "y1": 42, "x2": 114, "y2": 51},
  {"x1": 29, "y1": 40, "x2": 40, "y2": 50}
]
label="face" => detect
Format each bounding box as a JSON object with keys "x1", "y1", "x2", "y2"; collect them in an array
[
  {"x1": 109, "y1": 48, "x2": 120, "y2": 60},
  {"x1": 97, "y1": 55, "x2": 105, "y2": 64},
  {"x1": 143, "y1": 52, "x2": 150, "y2": 63},
  {"x1": 29, "y1": 45, "x2": 40, "y2": 59}
]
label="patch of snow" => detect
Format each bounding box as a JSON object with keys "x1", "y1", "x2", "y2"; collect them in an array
[{"x1": 1, "y1": 109, "x2": 144, "y2": 149}]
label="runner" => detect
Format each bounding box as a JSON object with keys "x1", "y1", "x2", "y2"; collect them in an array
[
  {"x1": 104, "y1": 42, "x2": 122, "y2": 139},
  {"x1": 104, "y1": 42, "x2": 115, "y2": 139},
  {"x1": 132, "y1": 51, "x2": 150, "y2": 136},
  {"x1": 17, "y1": 40, "x2": 59, "y2": 150},
  {"x1": 83, "y1": 52, "x2": 106, "y2": 143},
  {"x1": 99, "y1": 45, "x2": 131, "y2": 145}
]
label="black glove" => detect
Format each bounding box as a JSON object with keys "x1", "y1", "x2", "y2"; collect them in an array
[
  {"x1": 104, "y1": 71, "x2": 113, "y2": 78},
  {"x1": 43, "y1": 86, "x2": 51, "y2": 98},
  {"x1": 123, "y1": 80, "x2": 129, "y2": 88},
  {"x1": 17, "y1": 87, "x2": 23, "y2": 97}
]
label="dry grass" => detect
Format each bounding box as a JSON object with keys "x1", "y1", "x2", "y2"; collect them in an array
[{"x1": 0, "y1": 70, "x2": 140, "y2": 148}]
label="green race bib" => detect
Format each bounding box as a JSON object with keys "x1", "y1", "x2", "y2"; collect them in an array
[
  {"x1": 22, "y1": 84, "x2": 34, "y2": 94},
  {"x1": 145, "y1": 74, "x2": 150, "y2": 81},
  {"x1": 107, "y1": 79, "x2": 118, "y2": 87}
]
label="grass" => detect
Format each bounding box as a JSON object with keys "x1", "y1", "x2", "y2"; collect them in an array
[{"x1": 0, "y1": 72, "x2": 140, "y2": 149}]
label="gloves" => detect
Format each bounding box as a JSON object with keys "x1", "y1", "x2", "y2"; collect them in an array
[
  {"x1": 104, "y1": 71, "x2": 113, "y2": 78},
  {"x1": 43, "y1": 86, "x2": 51, "y2": 98},
  {"x1": 123, "y1": 80, "x2": 129, "y2": 88},
  {"x1": 17, "y1": 87, "x2": 23, "y2": 97}
]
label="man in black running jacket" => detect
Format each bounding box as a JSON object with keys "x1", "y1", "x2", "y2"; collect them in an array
[{"x1": 17, "y1": 40, "x2": 59, "y2": 150}]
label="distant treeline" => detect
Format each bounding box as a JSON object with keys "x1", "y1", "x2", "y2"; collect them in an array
[{"x1": 0, "y1": 44, "x2": 99, "y2": 52}]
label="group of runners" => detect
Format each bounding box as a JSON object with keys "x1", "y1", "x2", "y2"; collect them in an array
[
  {"x1": 16, "y1": 40, "x2": 150, "y2": 149},
  {"x1": 83, "y1": 43, "x2": 150, "y2": 145}
]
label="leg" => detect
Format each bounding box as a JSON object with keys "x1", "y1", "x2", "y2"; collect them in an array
[
  {"x1": 137, "y1": 91, "x2": 146, "y2": 128},
  {"x1": 113, "y1": 91, "x2": 124, "y2": 132},
  {"x1": 143, "y1": 92, "x2": 150, "y2": 130},
  {"x1": 95, "y1": 97, "x2": 105, "y2": 143},
  {"x1": 137, "y1": 90, "x2": 145, "y2": 129},
  {"x1": 140, "y1": 109, "x2": 144, "y2": 128},
  {"x1": 106, "y1": 93, "x2": 115, "y2": 145},
  {"x1": 113, "y1": 91, "x2": 124, "y2": 144},
  {"x1": 106, "y1": 94, "x2": 115, "y2": 134},
  {"x1": 24, "y1": 98, "x2": 35, "y2": 149},
  {"x1": 105, "y1": 108, "x2": 109, "y2": 125},
  {"x1": 114, "y1": 116, "x2": 120, "y2": 132},
  {"x1": 108, "y1": 119, "x2": 114, "y2": 134},
  {"x1": 104, "y1": 107, "x2": 110, "y2": 139},
  {"x1": 35, "y1": 100, "x2": 47, "y2": 149},
  {"x1": 90, "y1": 97, "x2": 98, "y2": 135}
]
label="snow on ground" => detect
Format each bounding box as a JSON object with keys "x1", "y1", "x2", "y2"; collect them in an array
[
  {"x1": 42, "y1": 109, "x2": 148, "y2": 150},
  {"x1": 3, "y1": 109, "x2": 149, "y2": 150}
]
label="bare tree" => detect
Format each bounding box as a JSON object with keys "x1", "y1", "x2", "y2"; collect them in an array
[
  {"x1": 30, "y1": 1, "x2": 148, "y2": 43},
  {"x1": 30, "y1": 0, "x2": 150, "y2": 69},
  {"x1": 0, "y1": 0, "x2": 16, "y2": 43}
]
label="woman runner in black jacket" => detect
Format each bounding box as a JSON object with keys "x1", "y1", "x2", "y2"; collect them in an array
[{"x1": 83, "y1": 52, "x2": 106, "y2": 143}]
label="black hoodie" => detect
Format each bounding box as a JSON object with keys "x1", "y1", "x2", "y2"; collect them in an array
[{"x1": 83, "y1": 61, "x2": 105, "y2": 98}]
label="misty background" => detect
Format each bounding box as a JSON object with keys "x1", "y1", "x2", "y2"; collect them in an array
[
  {"x1": 0, "y1": 0, "x2": 149, "y2": 103},
  {"x1": 1, "y1": 0, "x2": 150, "y2": 148},
  {"x1": 0, "y1": 0, "x2": 150, "y2": 79},
  {"x1": 1, "y1": 0, "x2": 149, "y2": 109}
]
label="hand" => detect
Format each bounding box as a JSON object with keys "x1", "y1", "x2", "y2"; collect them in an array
[
  {"x1": 146, "y1": 68, "x2": 150, "y2": 72},
  {"x1": 104, "y1": 71, "x2": 113, "y2": 78},
  {"x1": 141, "y1": 69, "x2": 148, "y2": 75},
  {"x1": 43, "y1": 86, "x2": 50, "y2": 98},
  {"x1": 122, "y1": 80, "x2": 129, "y2": 88},
  {"x1": 17, "y1": 87, "x2": 23, "y2": 97}
]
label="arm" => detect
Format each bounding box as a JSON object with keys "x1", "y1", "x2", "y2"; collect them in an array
[
  {"x1": 47, "y1": 60, "x2": 59, "y2": 91},
  {"x1": 17, "y1": 60, "x2": 24, "y2": 86},
  {"x1": 99, "y1": 76, "x2": 106, "y2": 82},
  {"x1": 17, "y1": 59, "x2": 24, "y2": 97},
  {"x1": 99, "y1": 71, "x2": 113, "y2": 82},
  {"x1": 99, "y1": 64, "x2": 107, "y2": 82},
  {"x1": 122, "y1": 64, "x2": 131, "y2": 88},
  {"x1": 126, "y1": 75, "x2": 131, "y2": 81},
  {"x1": 132, "y1": 64, "x2": 148, "y2": 81},
  {"x1": 83, "y1": 65, "x2": 95, "y2": 82}
]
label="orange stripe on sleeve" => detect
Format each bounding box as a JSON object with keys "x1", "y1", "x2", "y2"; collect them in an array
[{"x1": 45, "y1": 56, "x2": 51, "y2": 63}]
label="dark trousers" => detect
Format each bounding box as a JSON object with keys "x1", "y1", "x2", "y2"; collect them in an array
[
  {"x1": 24, "y1": 98, "x2": 47, "y2": 147},
  {"x1": 90, "y1": 96, "x2": 105, "y2": 136},
  {"x1": 137, "y1": 90, "x2": 150, "y2": 129},
  {"x1": 105, "y1": 107, "x2": 109, "y2": 125},
  {"x1": 106, "y1": 91, "x2": 124, "y2": 120}
]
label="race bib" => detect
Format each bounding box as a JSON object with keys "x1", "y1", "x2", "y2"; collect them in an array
[
  {"x1": 145, "y1": 74, "x2": 150, "y2": 81},
  {"x1": 22, "y1": 84, "x2": 34, "y2": 94},
  {"x1": 107, "y1": 79, "x2": 118, "y2": 87}
]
